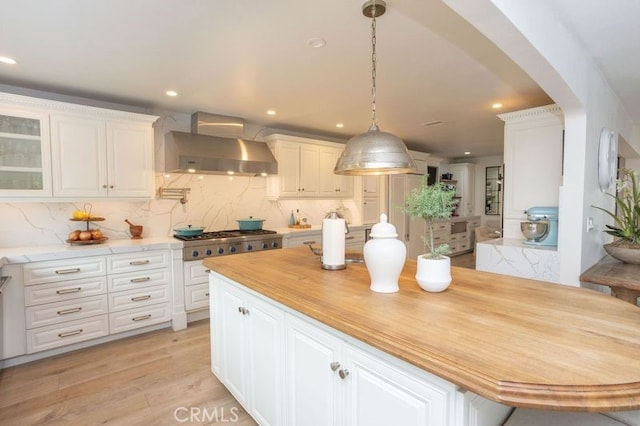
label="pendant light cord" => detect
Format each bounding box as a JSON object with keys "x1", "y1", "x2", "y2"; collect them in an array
[{"x1": 370, "y1": 13, "x2": 378, "y2": 129}]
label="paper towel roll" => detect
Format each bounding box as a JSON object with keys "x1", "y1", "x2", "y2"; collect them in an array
[{"x1": 322, "y1": 217, "x2": 345, "y2": 267}]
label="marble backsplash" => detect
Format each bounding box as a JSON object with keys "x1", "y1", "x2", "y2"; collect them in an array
[{"x1": 0, "y1": 173, "x2": 359, "y2": 248}]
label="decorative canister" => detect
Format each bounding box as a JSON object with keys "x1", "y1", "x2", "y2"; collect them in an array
[{"x1": 363, "y1": 213, "x2": 406, "y2": 293}]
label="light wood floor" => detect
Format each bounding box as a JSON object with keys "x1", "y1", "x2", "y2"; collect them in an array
[
  {"x1": 0, "y1": 320, "x2": 256, "y2": 426},
  {"x1": 451, "y1": 252, "x2": 476, "y2": 269}
]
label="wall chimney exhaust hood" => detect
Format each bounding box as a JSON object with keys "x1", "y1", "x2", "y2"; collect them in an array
[{"x1": 164, "y1": 112, "x2": 278, "y2": 176}]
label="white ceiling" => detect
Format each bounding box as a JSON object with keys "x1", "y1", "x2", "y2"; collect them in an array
[{"x1": 0, "y1": 1, "x2": 635, "y2": 159}]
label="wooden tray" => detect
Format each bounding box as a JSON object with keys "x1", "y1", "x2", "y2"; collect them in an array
[
  {"x1": 66, "y1": 237, "x2": 109, "y2": 245},
  {"x1": 288, "y1": 224, "x2": 312, "y2": 229}
]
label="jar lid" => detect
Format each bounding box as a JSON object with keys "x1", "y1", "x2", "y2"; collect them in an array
[{"x1": 369, "y1": 213, "x2": 398, "y2": 238}]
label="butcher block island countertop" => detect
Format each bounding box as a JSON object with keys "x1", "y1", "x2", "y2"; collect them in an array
[{"x1": 203, "y1": 247, "x2": 640, "y2": 412}]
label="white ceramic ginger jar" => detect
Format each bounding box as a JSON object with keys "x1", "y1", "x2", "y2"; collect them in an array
[{"x1": 363, "y1": 213, "x2": 406, "y2": 293}]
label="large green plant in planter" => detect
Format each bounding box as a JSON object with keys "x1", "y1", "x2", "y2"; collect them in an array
[{"x1": 404, "y1": 175, "x2": 458, "y2": 259}]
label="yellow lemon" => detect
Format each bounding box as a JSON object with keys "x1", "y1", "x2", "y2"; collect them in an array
[{"x1": 72, "y1": 210, "x2": 89, "y2": 220}]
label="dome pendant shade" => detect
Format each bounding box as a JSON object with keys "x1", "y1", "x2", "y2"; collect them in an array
[
  {"x1": 334, "y1": 0, "x2": 416, "y2": 176},
  {"x1": 334, "y1": 124, "x2": 417, "y2": 176}
]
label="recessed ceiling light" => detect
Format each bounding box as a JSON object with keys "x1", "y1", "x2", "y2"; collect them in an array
[
  {"x1": 492, "y1": 103, "x2": 503, "y2": 109},
  {"x1": 0, "y1": 56, "x2": 17, "y2": 65},
  {"x1": 464, "y1": 151, "x2": 471, "y2": 155},
  {"x1": 336, "y1": 123, "x2": 344, "y2": 128},
  {"x1": 307, "y1": 37, "x2": 327, "y2": 48},
  {"x1": 266, "y1": 110, "x2": 276, "y2": 116},
  {"x1": 166, "y1": 90, "x2": 178, "y2": 97}
]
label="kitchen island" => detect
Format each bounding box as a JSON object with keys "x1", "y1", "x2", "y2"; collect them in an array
[{"x1": 204, "y1": 247, "x2": 640, "y2": 424}]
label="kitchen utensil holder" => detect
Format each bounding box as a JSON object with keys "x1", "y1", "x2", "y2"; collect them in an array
[{"x1": 159, "y1": 187, "x2": 190, "y2": 204}]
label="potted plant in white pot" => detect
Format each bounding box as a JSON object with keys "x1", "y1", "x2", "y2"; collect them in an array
[{"x1": 405, "y1": 175, "x2": 458, "y2": 292}]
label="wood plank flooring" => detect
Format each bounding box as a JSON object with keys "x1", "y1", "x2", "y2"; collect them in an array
[{"x1": 0, "y1": 320, "x2": 256, "y2": 425}]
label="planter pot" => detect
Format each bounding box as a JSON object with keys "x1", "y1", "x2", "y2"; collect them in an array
[
  {"x1": 415, "y1": 255, "x2": 451, "y2": 292},
  {"x1": 604, "y1": 242, "x2": 640, "y2": 264}
]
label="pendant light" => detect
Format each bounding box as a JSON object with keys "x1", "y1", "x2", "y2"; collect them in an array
[{"x1": 334, "y1": 0, "x2": 416, "y2": 176}]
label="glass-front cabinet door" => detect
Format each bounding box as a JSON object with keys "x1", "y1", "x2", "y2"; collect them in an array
[{"x1": 0, "y1": 109, "x2": 51, "y2": 196}]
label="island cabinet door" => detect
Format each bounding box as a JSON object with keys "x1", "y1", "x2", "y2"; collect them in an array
[
  {"x1": 343, "y1": 345, "x2": 453, "y2": 426},
  {"x1": 284, "y1": 314, "x2": 343, "y2": 426},
  {"x1": 214, "y1": 283, "x2": 249, "y2": 406},
  {"x1": 210, "y1": 275, "x2": 285, "y2": 426}
]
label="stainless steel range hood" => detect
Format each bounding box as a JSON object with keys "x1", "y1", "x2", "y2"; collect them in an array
[{"x1": 164, "y1": 112, "x2": 278, "y2": 176}]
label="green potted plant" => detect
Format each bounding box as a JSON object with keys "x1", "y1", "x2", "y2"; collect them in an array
[
  {"x1": 404, "y1": 175, "x2": 458, "y2": 291},
  {"x1": 593, "y1": 167, "x2": 640, "y2": 264}
]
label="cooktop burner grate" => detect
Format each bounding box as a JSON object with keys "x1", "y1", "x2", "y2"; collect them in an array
[{"x1": 174, "y1": 229, "x2": 278, "y2": 241}]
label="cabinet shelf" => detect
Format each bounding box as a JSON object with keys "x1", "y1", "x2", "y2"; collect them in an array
[
  {"x1": 0, "y1": 166, "x2": 43, "y2": 173},
  {"x1": 0, "y1": 132, "x2": 40, "y2": 140}
]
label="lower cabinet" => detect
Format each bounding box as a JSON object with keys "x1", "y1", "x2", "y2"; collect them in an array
[
  {"x1": 285, "y1": 314, "x2": 452, "y2": 426},
  {"x1": 209, "y1": 273, "x2": 506, "y2": 426},
  {"x1": 211, "y1": 274, "x2": 285, "y2": 426}
]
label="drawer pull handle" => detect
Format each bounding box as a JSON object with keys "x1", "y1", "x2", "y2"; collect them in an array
[
  {"x1": 56, "y1": 287, "x2": 82, "y2": 294},
  {"x1": 345, "y1": 236, "x2": 354, "y2": 240},
  {"x1": 302, "y1": 240, "x2": 317, "y2": 245},
  {"x1": 330, "y1": 362, "x2": 341, "y2": 371},
  {"x1": 132, "y1": 314, "x2": 151, "y2": 322},
  {"x1": 129, "y1": 260, "x2": 150, "y2": 266},
  {"x1": 338, "y1": 369, "x2": 350, "y2": 379},
  {"x1": 58, "y1": 329, "x2": 83, "y2": 338},
  {"x1": 55, "y1": 268, "x2": 80, "y2": 275},
  {"x1": 205, "y1": 292, "x2": 210, "y2": 297},
  {"x1": 204, "y1": 269, "x2": 211, "y2": 273},
  {"x1": 57, "y1": 307, "x2": 82, "y2": 315},
  {"x1": 130, "y1": 277, "x2": 151, "y2": 283},
  {"x1": 131, "y1": 295, "x2": 151, "y2": 302}
]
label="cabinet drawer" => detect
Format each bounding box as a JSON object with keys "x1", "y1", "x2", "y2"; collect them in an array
[
  {"x1": 26, "y1": 295, "x2": 109, "y2": 329},
  {"x1": 23, "y1": 257, "x2": 107, "y2": 286},
  {"x1": 108, "y1": 268, "x2": 169, "y2": 292},
  {"x1": 185, "y1": 283, "x2": 210, "y2": 311},
  {"x1": 24, "y1": 276, "x2": 107, "y2": 306},
  {"x1": 432, "y1": 222, "x2": 450, "y2": 232},
  {"x1": 26, "y1": 315, "x2": 109, "y2": 354},
  {"x1": 449, "y1": 232, "x2": 468, "y2": 243},
  {"x1": 184, "y1": 261, "x2": 209, "y2": 286},
  {"x1": 109, "y1": 303, "x2": 171, "y2": 334},
  {"x1": 107, "y1": 250, "x2": 169, "y2": 274},
  {"x1": 108, "y1": 285, "x2": 169, "y2": 312}
]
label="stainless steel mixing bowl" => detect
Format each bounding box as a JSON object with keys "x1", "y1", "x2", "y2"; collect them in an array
[{"x1": 520, "y1": 220, "x2": 549, "y2": 242}]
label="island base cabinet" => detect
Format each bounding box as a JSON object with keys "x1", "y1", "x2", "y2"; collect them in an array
[
  {"x1": 285, "y1": 314, "x2": 453, "y2": 426},
  {"x1": 210, "y1": 274, "x2": 284, "y2": 426}
]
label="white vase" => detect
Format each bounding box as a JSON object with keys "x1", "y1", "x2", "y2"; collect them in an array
[
  {"x1": 415, "y1": 255, "x2": 451, "y2": 292},
  {"x1": 363, "y1": 214, "x2": 406, "y2": 293}
]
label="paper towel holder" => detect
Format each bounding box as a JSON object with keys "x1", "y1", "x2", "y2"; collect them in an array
[{"x1": 307, "y1": 210, "x2": 349, "y2": 270}]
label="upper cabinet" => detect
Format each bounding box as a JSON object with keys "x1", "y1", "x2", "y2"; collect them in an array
[
  {"x1": 0, "y1": 108, "x2": 52, "y2": 197},
  {"x1": 0, "y1": 92, "x2": 158, "y2": 200},
  {"x1": 50, "y1": 115, "x2": 154, "y2": 197},
  {"x1": 265, "y1": 134, "x2": 353, "y2": 199}
]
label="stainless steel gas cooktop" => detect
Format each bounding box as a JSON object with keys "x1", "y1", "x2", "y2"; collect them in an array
[{"x1": 176, "y1": 229, "x2": 282, "y2": 261}]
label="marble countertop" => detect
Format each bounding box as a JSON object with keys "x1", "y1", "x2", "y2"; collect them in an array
[
  {"x1": 0, "y1": 237, "x2": 182, "y2": 264},
  {"x1": 273, "y1": 224, "x2": 368, "y2": 236},
  {"x1": 478, "y1": 237, "x2": 558, "y2": 251}
]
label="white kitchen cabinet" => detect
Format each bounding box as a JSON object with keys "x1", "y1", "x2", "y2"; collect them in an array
[
  {"x1": 1, "y1": 264, "x2": 26, "y2": 360},
  {"x1": 441, "y1": 163, "x2": 475, "y2": 217},
  {"x1": 211, "y1": 274, "x2": 285, "y2": 426},
  {"x1": 50, "y1": 114, "x2": 154, "y2": 198},
  {"x1": 285, "y1": 314, "x2": 343, "y2": 426},
  {"x1": 23, "y1": 256, "x2": 109, "y2": 353},
  {"x1": 286, "y1": 314, "x2": 450, "y2": 426},
  {"x1": 0, "y1": 107, "x2": 52, "y2": 197},
  {"x1": 360, "y1": 175, "x2": 383, "y2": 225},
  {"x1": 282, "y1": 230, "x2": 321, "y2": 249},
  {"x1": 183, "y1": 260, "x2": 210, "y2": 312},
  {"x1": 107, "y1": 250, "x2": 171, "y2": 334},
  {"x1": 319, "y1": 146, "x2": 353, "y2": 197},
  {"x1": 266, "y1": 134, "x2": 352, "y2": 199}
]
